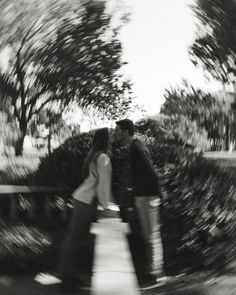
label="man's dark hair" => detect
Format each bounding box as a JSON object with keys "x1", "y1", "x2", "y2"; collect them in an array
[{"x1": 116, "y1": 119, "x2": 135, "y2": 136}]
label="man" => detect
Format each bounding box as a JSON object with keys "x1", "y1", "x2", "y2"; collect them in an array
[{"x1": 114, "y1": 119, "x2": 168, "y2": 290}]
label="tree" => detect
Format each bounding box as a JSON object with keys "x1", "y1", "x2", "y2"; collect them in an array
[
  {"x1": 160, "y1": 83, "x2": 231, "y2": 150},
  {"x1": 189, "y1": 1, "x2": 236, "y2": 150},
  {"x1": 189, "y1": 0, "x2": 236, "y2": 84},
  {"x1": 0, "y1": 25, "x2": 55, "y2": 155},
  {"x1": 0, "y1": 0, "x2": 82, "y2": 49},
  {"x1": 36, "y1": 1, "x2": 132, "y2": 118},
  {"x1": 31, "y1": 107, "x2": 72, "y2": 155},
  {"x1": 0, "y1": 0, "x2": 132, "y2": 155}
]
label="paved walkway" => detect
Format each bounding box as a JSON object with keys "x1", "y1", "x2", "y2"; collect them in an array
[
  {"x1": 91, "y1": 218, "x2": 140, "y2": 295},
  {"x1": 1, "y1": 216, "x2": 236, "y2": 294}
]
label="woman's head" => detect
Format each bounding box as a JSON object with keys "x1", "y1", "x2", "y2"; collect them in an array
[
  {"x1": 92, "y1": 128, "x2": 109, "y2": 153},
  {"x1": 82, "y1": 128, "x2": 110, "y2": 178}
]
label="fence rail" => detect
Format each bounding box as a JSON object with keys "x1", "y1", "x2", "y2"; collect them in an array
[{"x1": 0, "y1": 185, "x2": 74, "y2": 222}]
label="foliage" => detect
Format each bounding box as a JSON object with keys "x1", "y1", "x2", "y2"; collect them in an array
[
  {"x1": 150, "y1": 143, "x2": 236, "y2": 273},
  {"x1": 0, "y1": 0, "x2": 132, "y2": 155},
  {"x1": 189, "y1": 0, "x2": 236, "y2": 149},
  {"x1": 36, "y1": 1, "x2": 133, "y2": 118},
  {"x1": 0, "y1": 0, "x2": 82, "y2": 48},
  {"x1": 28, "y1": 132, "x2": 94, "y2": 188},
  {"x1": 0, "y1": 223, "x2": 53, "y2": 272},
  {"x1": 190, "y1": 0, "x2": 236, "y2": 83},
  {"x1": 0, "y1": 156, "x2": 40, "y2": 184},
  {"x1": 30, "y1": 107, "x2": 73, "y2": 155},
  {"x1": 0, "y1": 153, "x2": 87, "y2": 273},
  {"x1": 159, "y1": 84, "x2": 232, "y2": 151},
  {"x1": 0, "y1": 111, "x2": 19, "y2": 156},
  {"x1": 112, "y1": 133, "x2": 236, "y2": 274},
  {"x1": 0, "y1": 220, "x2": 94, "y2": 273},
  {"x1": 1, "y1": 124, "x2": 236, "y2": 274},
  {"x1": 11, "y1": 129, "x2": 235, "y2": 274},
  {"x1": 136, "y1": 115, "x2": 210, "y2": 151}
]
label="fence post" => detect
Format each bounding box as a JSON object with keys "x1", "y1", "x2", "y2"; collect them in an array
[
  {"x1": 10, "y1": 194, "x2": 18, "y2": 222},
  {"x1": 44, "y1": 196, "x2": 51, "y2": 218},
  {"x1": 61, "y1": 197, "x2": 68, "y2": 221},
  {"x1": 28, "y1": 195, "x2": 36, "y2": 221}
]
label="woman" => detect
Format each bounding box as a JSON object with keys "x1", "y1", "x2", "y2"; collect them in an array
[{"x1": 57, "y1": 128, "x2": 113, "y2": 292}]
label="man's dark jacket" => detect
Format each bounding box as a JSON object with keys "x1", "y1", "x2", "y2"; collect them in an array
[{"x1": 129, "y1": 139, "x2": 162, "y2": 197}]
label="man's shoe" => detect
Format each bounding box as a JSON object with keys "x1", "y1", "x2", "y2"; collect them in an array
[
  {"x1": 60, "y1": 276, "x2": 91, "y2": 293},
  {"x1": 139, "y1": 277, "x2": 167, "y2": 291},
  {"x1": 60, "y1": 283, "x2": 78, "y2": 293},
  {"x1": 76, "y1": 274, "x2": 91, "y2": 289},
  {"x1": 156, "y1": 275, "x2": 170, "y2": 283},
  {"x1": 60, "y1": 279, "x2": 78, "y2": 293}
]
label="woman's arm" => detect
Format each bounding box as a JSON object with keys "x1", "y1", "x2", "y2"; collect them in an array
[{"x1": 96, "y1": 153, "x2": 113, "y2": 209}]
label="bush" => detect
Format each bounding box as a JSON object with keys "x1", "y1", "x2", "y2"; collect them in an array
[
  {"x1": 0, "y1": 156, "x2": 42, "y2": 223},
  {"x1": 112, "y1": 133, "x2": 236, "y2": 274},
  {"x1": 0, "y1": 156, "x2": 63, "y2": 273},
  {"x1": 23, "y1": 131, "x2": 94, "y2": 187},
  {"x1": 148, "y1": 136, "x2": 236, "y2": 274},
  {"x1": 136, "y1": 116, "x2": 211, "y2": 151},
  {"x1": 7, "y1": 132, "x2": 94, "y2": 224},
  {"x1": 1, "y1": 130, "x2": 236, "y2": 275},
  {"x1": 0, "y1": 133, "x2": 94, "y2": 273}
]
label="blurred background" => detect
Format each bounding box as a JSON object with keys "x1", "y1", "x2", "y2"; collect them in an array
[{"x1": 0, "y1": 0, "x2": 236, "y2": 294}]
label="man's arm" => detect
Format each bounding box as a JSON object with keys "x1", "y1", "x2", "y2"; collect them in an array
[{"x1": 132, "y1": 142, "x2": 162, "y2": 196}]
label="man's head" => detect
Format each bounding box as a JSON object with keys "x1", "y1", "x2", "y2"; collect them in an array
[{"x1": 115, "y1": 119, "x2": 135, "y2": 144}]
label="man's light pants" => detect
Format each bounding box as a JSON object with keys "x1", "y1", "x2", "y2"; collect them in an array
[{"x1": 135, "y1": 196, "x2": 164, "y2": 276}]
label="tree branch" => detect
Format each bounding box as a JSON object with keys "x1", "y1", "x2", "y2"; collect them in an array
[
  {"x1": 27, "y1": 96, "x2": 53, "y2": 123},
  {"x1": 26, "y1": 85, "x2": 48, "y2": 107},
  {"x1": 15, "y1": 20, "x2": 46, "y2": 109},
  {"x1": 13, "y1": 106, "x2": 20, "y2": 122},
  {"x1": 17, "y1": 19, "x2": 42, "y2": 57}
]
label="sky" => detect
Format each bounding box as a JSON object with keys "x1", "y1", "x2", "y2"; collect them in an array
[
  {"x1": 118, "y1": 0, "x2": 222, "y2": 116},
  {"x1": 0, "y1": 0, "x2": 224, "y2": 131}
]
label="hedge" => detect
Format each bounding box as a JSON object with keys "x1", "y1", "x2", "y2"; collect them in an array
[{"x1": 0, "y1": 131, "x2": 236, "y2": 274}]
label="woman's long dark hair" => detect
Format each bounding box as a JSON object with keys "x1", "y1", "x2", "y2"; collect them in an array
[{"x1": 82, "y1": 128, "x2": 109, "y2": 178}]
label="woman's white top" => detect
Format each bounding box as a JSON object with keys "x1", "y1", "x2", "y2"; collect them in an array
[{"x1": 72, "y1": 153, "x2": 112, "y2": 209}]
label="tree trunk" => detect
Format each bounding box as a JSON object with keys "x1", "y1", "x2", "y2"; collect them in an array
[
  {"x1": 15, "y1": 133, "x2": 26, "y2": 156},
  {"x1": 212, "y1": 137, "x2": 216, "y2": 151},
  {"x1": 47, "y1": 124, "x2": 52, "y2": 155},
  {"x1": 15, "y1": 121, "x2": 27, "y2": 156},
  {"x1": 225, "y1": 122, "x2": 229, "y2": 151}
]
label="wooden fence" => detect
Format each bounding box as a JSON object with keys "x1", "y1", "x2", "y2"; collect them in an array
[{"x1": 0, "y1": 185, "x2": 73, "y2": 222}]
